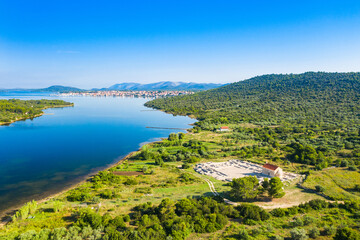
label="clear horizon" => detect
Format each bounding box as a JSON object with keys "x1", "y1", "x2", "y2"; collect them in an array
[{"x1": 1, "y1": 0, "x2": 360, "y2": 88}]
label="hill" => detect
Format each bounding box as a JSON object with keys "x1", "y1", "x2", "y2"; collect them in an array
[
  {"x1": 36, "y1": 85, "x2": 83, "y2": 93},
  {"x1": 107, "y1": 81, "x2": 224, "y2": 91},
  {"x1": 145, "y1": 72, "x2": 360, "y2": 127},
  {"x1": 0, "y1": 85, "x2": 83, "y2": 93}
]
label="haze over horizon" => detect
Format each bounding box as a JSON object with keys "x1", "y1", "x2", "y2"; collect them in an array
[{"x1": 1, "y1": 0, "x2": 360, "y2": 88}]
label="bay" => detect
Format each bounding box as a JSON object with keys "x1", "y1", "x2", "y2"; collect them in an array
[{"x1": 0, "y1": 93, "x2": 195, "y2": 214}]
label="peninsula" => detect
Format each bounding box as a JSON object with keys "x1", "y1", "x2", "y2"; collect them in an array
[{"x1": 0, "y1": 99, "x2": 74, "y2": 125}]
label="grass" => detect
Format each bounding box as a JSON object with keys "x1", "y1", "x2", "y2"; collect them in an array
[
  {"x1": 254, "y1": 182, "x2": 326, "y2": 209},
  {"x1": 303, "y1": 168, "x2": 360, "y2": 200}
]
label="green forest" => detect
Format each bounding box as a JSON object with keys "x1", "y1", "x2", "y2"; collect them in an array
[
  {"x1": 0, "y1": 99, "x2": 73, "y2": 124},
  {"x1": 145, "y1": 72, "x2": 360, "y2": 127}
]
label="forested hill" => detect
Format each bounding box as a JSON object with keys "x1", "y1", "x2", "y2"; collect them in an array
[{"x1": 145, "y1": 72, "x2": 360, "y2": 127}]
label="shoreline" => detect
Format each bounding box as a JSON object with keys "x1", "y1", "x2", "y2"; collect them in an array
[{"x1": 0, "y1": 150, "x2": 139, "y2": 222}]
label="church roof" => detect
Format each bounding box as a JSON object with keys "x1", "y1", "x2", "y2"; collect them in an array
[{"x1": 262, "y1": 163, "x2": 279, "y2": 171}]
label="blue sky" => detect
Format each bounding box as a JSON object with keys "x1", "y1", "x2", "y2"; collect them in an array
[{"x1": 1, "y1": 0, "x2": 360, "y2": 88}]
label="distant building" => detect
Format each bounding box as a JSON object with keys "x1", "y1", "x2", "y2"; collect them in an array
[
  {"x1": 219, "y1": 126, "x2": 230, "y2": 132},
  {"x1": 262, "y1": 163, "x2": 283, "y2": 178}
]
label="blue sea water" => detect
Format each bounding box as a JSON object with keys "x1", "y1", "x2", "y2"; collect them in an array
[{"x1": 0, "y1": 93, "x2": 195, "y2": 213}]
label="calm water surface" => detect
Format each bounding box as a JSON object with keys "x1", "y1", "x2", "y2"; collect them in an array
[{"x1": 0, "y1": 93, "x2": 195, "y2": 213}]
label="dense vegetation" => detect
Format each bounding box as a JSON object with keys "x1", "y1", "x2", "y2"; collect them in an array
[
  {"x1": 145, "y1": 72, "x2": 360, "y2": 127},
  {"x1": 5, "y1": 197, "x2": 360, "y2": 240},
  {"x1": 0, "y1": 99, "x2": 73, "y2": 124}
]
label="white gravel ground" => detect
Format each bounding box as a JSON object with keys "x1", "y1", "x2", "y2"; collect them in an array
[{"x1": 194, "y1": 159, "x2": 299, "y2": 182}]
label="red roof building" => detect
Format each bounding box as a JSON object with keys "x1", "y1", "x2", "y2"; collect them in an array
[
  {"x1": 262, "y1": 163, "x2": 283, "y2": 178},
  {"x1": 219, "y1": 126, "x2": 230, "y2": 131}
]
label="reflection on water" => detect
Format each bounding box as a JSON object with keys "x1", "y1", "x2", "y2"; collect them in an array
[{"x1": 0, "y1": 93, "x2": 195, "y2": 214}]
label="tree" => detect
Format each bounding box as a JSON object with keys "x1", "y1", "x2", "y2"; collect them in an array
[
  {"x1": 230, "y1": 176, "x2": 259, "y2": 201},
  {"x1": 262, "y1": 178, "x2": 270, "y2": 191},
  {"x1": 268, "y1": 177, "x2": 285, "y2": 198}
]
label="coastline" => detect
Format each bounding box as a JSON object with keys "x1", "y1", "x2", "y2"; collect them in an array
[
  {"x1": 0, "y1": 113, "x2": 44, "y2": 126},
  {"x1": 0, "y1": 144, "x2": 150, "y2": 223}
]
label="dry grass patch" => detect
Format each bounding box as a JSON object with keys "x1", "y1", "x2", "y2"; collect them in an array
[{"x1": 303, "y1": 168, "x2": 360, "y2": 200}]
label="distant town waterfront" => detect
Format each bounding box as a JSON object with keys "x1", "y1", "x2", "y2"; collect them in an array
[
  {"x1": 59, "y1": 90, "x2": 194, "y2": 98},
  {"x1": 0, "y1": 93, "x2": 195, "y2": 215}
]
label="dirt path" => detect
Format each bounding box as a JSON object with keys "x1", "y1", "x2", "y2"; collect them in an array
[{"x1": 187, "y1": 170, "x2": 240, "y2": 206}]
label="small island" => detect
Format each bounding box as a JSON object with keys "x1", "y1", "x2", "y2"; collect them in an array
[{"x1": 0, "y1": 99, "x2": 74, "y2": 125}]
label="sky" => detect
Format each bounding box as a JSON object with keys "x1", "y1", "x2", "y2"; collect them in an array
[{"x1": 1, "y1": 0, "x2": 360, "y2": 89}]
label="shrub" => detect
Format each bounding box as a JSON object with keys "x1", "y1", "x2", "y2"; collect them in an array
[
  {"x1": 348, "y1": 166, "x2": 357, "y2": 171},
  {"x1": 293, "y1": 217, "x2": 304, "y2": 227},
  {"x1": 124, "y1": 178, "x2": 138, "y2": 186},
  {"x1": 238, "y1": 228, "x2": 250, "y2": 240},
  {"x1": 100, "y1": 189, "x2": 117, "y2": 199},
  {"x1": 308, "y1": 199, "x2": 329, "y2": 210},
  {"x1": 142, "y1": 166, "x2": 149, "y2": 173},
  {"x1": 308, "y1": 227, "x2": 320, "y2": 238},
  {"x1": 52, "y1": 200, "x2": 64, "y2": 213},
  {"x1": 178, "y1": 173, "x2": 198, "y2": 183},
  {"x1": 271, "y1": 236, "x2": 284, "y2": 240},
  {"x1": 303, "y1": 215, "x2": 316, "y2": 225},
  {"x1": 334, "y1": 227, "x2": 360, "y2": 240},
  {"x1": 323, "y1": 225, "x2": 336, "y2": 236},
  {"x1": 12, "y1": 200, "x2": 38, "y2": 221},
  {"x1": 123, "y1": 215, "x2": 130, "y2": 222},
  {"x1": 290, "y1": 228, "x2": 308, "y2": 240},
  {"x1": 286, "y1": 206, "x2": 299, "y2": 216},
  {"x1": 75, "y1": 208, "x2": 103, "y2": 229},
  {"x1": 182, "y1": 163, "x2": 191, "y2": 169},
  {"x1": 92, "y1": 196, "x2": 101, "y2": 204},
  {"x1": 237, "y1": 204, "x2": 270, "y2": 221},
  {"x1": 270, "y1": 208, "x2": 286, "y2": 217},
  {"x1": 134, "y1": 187, "x2": 152, "y2": 194},
  {"x1": 67, "y1": 189, "x2": 91, "y2": 202},
  {"x1": 340, "y1": 160, "x2": 349, "y2": 167},
  {"x1": 315, "y1": 185, "x2": 325, "y2": 192}
]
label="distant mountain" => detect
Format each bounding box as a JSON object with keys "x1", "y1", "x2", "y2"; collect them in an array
[
  {"x1": 36, "y1": 85, "x2": 83, "y2": 93},
  {"x1": 0, "y1": 85, "x2": 83, "y2": 93},
  {"x1": 0, "y1": 82, "x2": 224, "y2": 93},
  {"x1": 106, "y1": 82, "x2": 224, "y2": 91}
]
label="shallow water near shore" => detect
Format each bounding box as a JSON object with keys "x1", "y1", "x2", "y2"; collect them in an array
[{"x1": 0, "y1": 93, "x2": 195, "y2": 214}]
